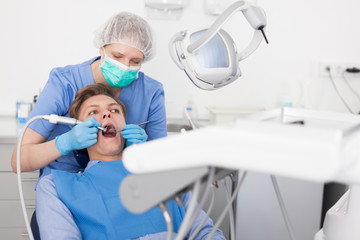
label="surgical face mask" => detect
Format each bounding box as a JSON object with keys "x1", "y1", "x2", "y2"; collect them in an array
[{"x1": 100, "y1": 53, "x2": 141, "y2": 88}]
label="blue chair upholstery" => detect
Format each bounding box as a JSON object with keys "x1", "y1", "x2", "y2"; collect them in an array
[{"x1": 31, "y1": 211, "x2": 41, "y2": 240}]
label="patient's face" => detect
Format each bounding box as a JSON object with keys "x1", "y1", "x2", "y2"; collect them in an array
[{"x1": 78, "y1": 94, "x2": 126, "y2": 161}]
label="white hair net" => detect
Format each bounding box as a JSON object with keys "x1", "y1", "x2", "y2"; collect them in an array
[{"x1": 94, "y1": 12, "x2": 155, "y2": 61}]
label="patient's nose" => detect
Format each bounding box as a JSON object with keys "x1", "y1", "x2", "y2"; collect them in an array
[{"x1": 102, "y1": 111, "x2": 111, "y2": 119}]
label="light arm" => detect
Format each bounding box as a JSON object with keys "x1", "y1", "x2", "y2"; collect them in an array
[{"x1": 187, "y1": 1, "x2": 267, "y2": 55}]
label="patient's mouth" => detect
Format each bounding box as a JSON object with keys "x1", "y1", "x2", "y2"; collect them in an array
[{"x1": 102, "y1": 124, "x2": 117, "y2": 137}]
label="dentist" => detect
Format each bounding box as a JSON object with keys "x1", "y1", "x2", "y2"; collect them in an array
[{"x1": 11, "y1": 12, "x2": 166, "y2": 178}]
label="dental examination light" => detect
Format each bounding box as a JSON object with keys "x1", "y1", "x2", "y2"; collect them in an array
[{"x1": 168, "y1": 0, "x2": 268, "y2": 90}]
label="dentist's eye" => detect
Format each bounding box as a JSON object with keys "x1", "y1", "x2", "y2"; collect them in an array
[{"x1": 131, "y1": 60, "x2": 142, "y2": 65}]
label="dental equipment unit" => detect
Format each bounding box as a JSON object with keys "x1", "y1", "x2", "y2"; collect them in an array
[
  {"x1": 121, "y1": 107, "x2": 360, "y2": 240},
  {"x1": 168, "y1": 0, "x2": 268, "y2": 90}
]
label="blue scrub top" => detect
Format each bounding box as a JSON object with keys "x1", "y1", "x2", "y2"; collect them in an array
[{"x1": 28, "y1": 57, "x2": 167, "y2": 178}]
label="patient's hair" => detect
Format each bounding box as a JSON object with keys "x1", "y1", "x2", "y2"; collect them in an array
[{"x1": 69, "y1": 83, "x2": 126, "y2": 119}]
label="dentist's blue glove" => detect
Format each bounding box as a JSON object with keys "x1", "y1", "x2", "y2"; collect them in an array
[
  {"x1": 55, "y1": 117, "x2": 101, "y2": 156},
  {"x1": 121, "y1": 124, "x2": 148, "y2": 147}
]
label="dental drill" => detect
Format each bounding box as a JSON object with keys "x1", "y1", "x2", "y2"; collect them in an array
[{"x1": 42, "y1": 114, "x2": 107, "y2": 132}]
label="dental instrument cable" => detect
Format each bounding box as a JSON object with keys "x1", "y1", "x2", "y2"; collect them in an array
[
  {"x1": 175, "y1": 179, "x2": 202, "y2": 240},
  {"x1": 17, "y1": 116, "x2": 46, "y2": 240},
  {"x1": 184, "y1": 108, "x2": 198, "y2": 130},
  {"x1": 206, "y1": 171, "x2": 248, "y2": 240},
  {"x1": 326, "y1": 67, "x2": 355, "y2": 114},
  {"x1": 16, "y1": 114, "x2": 105, "y2": 240},
  {"x1": 185, "y1": 167, "x2": 216, "y2": 240},
  {"x1": 221, "y1": 176, "x2": 236, "y2": 240},
  {"x1": 159, "y1": 202, "x2": 173, "y2": 240},
  {"x1": 342, "y1": 71, "x2": 360, "y2": 106},
  {"x1": 188, "y1": 185, "x2": 217, "y2": 240}
]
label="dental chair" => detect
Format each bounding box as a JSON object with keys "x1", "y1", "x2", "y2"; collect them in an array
[
  {"x1": 30, "y1": 211, "x2": 41, "y2": 240},
  {"x1": 73, "y1": 149, "x2": 91, "y2": 169}
]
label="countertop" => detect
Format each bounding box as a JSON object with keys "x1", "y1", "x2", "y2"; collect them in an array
[{"x1": 0, "y1": 116, "x2": 21, "y2": 143}]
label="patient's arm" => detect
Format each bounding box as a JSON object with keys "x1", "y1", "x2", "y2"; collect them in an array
[
  {"x1": 36, "y1": 174, "x2": 81, "y2": 240},
  {"x1": 183, "y1": 192, "x2": 226, "y2": 240}
]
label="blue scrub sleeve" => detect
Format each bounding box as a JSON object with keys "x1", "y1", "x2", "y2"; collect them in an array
[
  {"x1": 28, "y1": 69, "x2": 74, "y2": 139},
  {"x1": 183, "y1": 192, "x2": 226, "y2": 240},
  {"x1": 146, "y1": 85, "x2": 167, "y2": 140}
]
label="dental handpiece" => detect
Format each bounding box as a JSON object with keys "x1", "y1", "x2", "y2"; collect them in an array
[
  {"x1": 42, "y1": 114, "x2": 106, "y2": 132},
  {"x1": 42, "y1": 115, "x2": 149, "y2": 132}
]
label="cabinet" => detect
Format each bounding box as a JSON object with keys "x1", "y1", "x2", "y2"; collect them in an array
[{"x1": 0, "y1": 117, "x2": 38, "y2": 240}]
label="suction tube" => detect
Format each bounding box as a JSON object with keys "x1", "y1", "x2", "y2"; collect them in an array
[{"x1": 16, "y1": 114, "x2": 83, "y2": 240}]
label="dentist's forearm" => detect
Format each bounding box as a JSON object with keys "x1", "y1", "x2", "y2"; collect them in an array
[
  {"x1": 11, "y1": 129, "x2": 62, "y2": 173},
  {"x1": 12, "y1": 140, "x2": 61, "y2": 173}
]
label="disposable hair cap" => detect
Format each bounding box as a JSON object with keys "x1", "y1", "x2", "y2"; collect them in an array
[{"x1": 94, "y1": 12, "x2": 154, "y2": 61}]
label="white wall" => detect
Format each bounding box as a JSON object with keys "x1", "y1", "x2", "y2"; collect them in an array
[
  {"x1": 0, "y1": 0, "x2": 359, "y2": 118},
  {"x1": 236, "y1": 172, "x2": 323, "y2": 240}
]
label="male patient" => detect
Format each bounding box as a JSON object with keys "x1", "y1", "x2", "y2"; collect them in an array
[{"x1": 36, "y1": 83, "x2": 225, "y2": 240}]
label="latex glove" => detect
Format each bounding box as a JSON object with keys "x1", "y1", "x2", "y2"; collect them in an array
[
  {"x1": 55, "y1": 117, "x2": 101, "y2": 156},
  {"x1": 121, "y1": 124, "x2": 148, "y2": 147}
]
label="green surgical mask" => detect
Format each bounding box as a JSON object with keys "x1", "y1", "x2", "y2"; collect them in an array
[{"x1": 100, "y1": 53, "x2": 141, "y2": 88}]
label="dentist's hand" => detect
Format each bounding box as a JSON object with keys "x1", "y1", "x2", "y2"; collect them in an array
[
  {"x1": 55, "y1": 117, "x2": 101, "y2": 156},
  {"x1": 121, "y1": 124, "x2": 148, "y2": 147}
]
